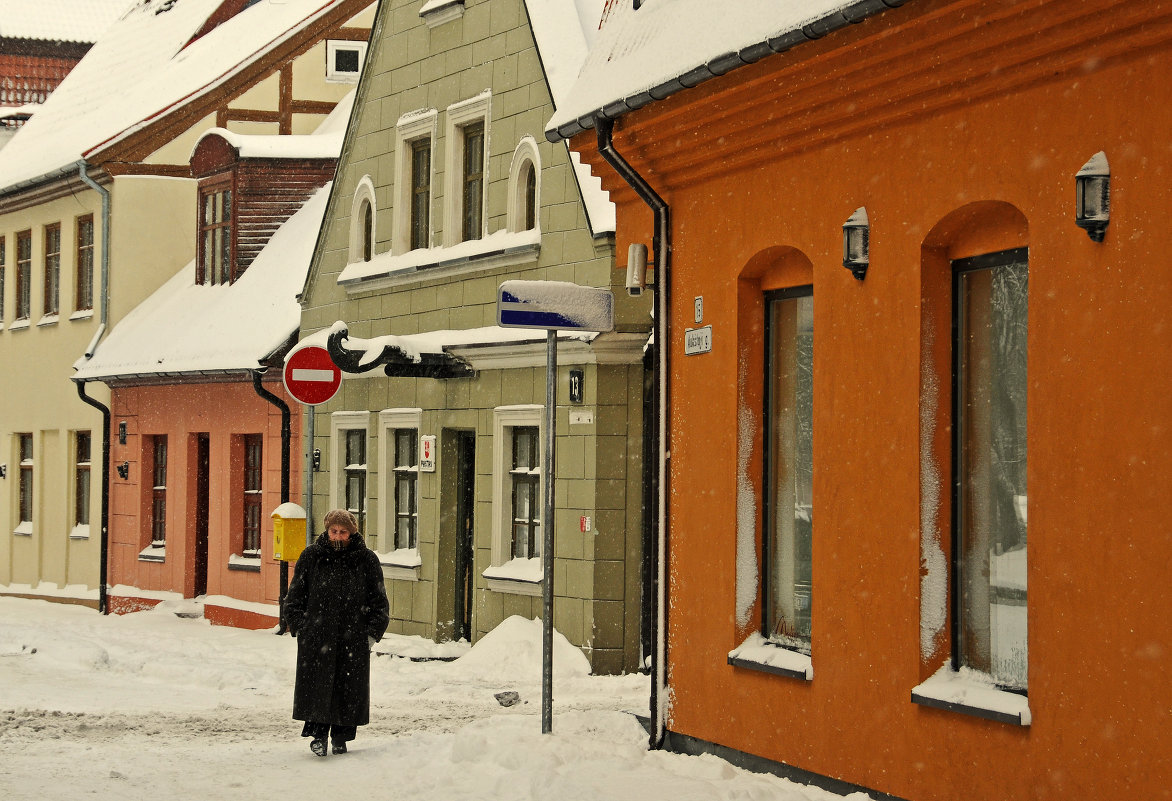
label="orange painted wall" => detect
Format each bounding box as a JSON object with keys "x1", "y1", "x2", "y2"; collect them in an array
[
  {"x1": 581, "y1": 1, "x2": 1172, "y2": 799},
  {"x1": 107, "y1": 380, "x2": 301, "y2": 619}
]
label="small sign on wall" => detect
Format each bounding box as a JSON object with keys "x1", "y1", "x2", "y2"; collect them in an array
[
  {"x1": 420, "y1": 435, "x2": 436, "y2": 472},
  {"x1": 684, "y1": 325, "x2": 712, "y2": 355}
]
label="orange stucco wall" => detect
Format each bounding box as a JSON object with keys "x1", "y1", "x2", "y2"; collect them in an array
[
  {"x1": 106, "y1": 380, "x2": 301, "y2": 620},
  {"x1": 581, "y1": 1, "x2": 1172, "y2": 799}
]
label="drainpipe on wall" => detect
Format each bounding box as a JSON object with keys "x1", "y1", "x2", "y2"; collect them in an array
[
  {"x1": 74, "y1": 380, "x2": 110, "y2": 615},
  {"x1": 595, "y1": 115, "x2": 671, "y2": 750},
  {"x1": 252, "y1": 369, "x2": 292, "y2": 633},
  {"x1": 76, "y1": 161, "x2": 110, "y2": 356}
]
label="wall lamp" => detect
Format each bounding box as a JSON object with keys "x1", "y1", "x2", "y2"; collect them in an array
[
  {"x1": 117, "y1": 462, "x2": 129, "y2": 480},
  {"x1": 1075, "y1": 151, "x2": 1110, "y2": 242},
  {"x1": 842, "y1": 206, "x2": 869, "y2": 280}
]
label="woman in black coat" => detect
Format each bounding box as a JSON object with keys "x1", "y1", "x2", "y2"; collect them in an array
[{"x1": 283, "y1": 508, "x2": 389, "y2": 756}]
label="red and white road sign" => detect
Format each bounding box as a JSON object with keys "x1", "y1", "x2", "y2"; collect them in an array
[{"x1": 283, "y1": 345, "x2": 341, "y2": 406}]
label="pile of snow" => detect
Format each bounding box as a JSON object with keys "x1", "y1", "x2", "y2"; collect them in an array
[{"x1": 0, "y1": 597, "x2": 877, "y2": 801}]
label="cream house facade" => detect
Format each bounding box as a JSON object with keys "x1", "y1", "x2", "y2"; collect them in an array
[
  {"x1": 299, "y1": 0, "x2": 651, "y2": 673},
  {"x1": 0, "y1": 0, "x2": 374, "y2": 608}
]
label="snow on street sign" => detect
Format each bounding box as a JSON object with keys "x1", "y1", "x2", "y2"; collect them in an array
[
  {"x1": 497, "y1": 280, "x2": 614, "y2": 332},
  {"x1": 283, "y1": 345, "x2": 342, "y2": 406}
]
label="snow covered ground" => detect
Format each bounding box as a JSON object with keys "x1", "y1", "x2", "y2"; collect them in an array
[{"x1": 0, "y1": 597, "x2": 870, "y2": 800}]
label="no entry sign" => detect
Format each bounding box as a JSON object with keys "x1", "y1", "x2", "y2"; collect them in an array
[{"x1": 283, "y1": 345, "x2": 341, "y2": 406}]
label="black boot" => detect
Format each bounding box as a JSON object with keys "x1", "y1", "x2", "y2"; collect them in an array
[
  {"x1": 310, "y1": 738, "x2": 327, "y2": 757},
  {"x1": 332, "y1": 740, "x2": 347, "y2": 755}
]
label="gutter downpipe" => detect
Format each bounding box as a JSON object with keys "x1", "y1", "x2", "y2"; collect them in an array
[
  {"x1": 74, "y1": 381, "x2": 111, "y2": 614},
  {"x1": 252, "y1": 370, "x2": 292, "y2": 633},
  {"x1": 74, "y1": 161, "x2": 112, "y2": 613},
  {"x1": 76, "y1": 161, "x2": 110, "y2": 355},
  {"x1": 595, "y1": 115, "x2": 670, "y2": 750}
]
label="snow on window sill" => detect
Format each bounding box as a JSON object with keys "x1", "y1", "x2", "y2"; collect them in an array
[
  {"x1": 138, "y1": 545, "x2": 165, "y2": 563},
  {"x1": 727, "y1": 632, "x2": 813, "y2": 681},
  {"x1": 228, "y1": 553, "x2": 261, "y2": 572},
  {"x1": 69, "y1": 524, "x2": 91, "y2": 540},
  {"x1": 36, "y1": 314, "x2": 59, "y2": 327},
  {"x1": 376, "y1": 547, "x2": 421, "y2": 581},
  {"x1": 338, "y1": 228, "x2": 540, "y2": 291},
  {"x1": 69, "y1": 309, "x2": 94, "y2": 321},
  {"x1": 419, "y1": 0, "x2": 464, "y2": 27},
  {"x1": 8, "y1": 319, "x2": 30, "y2": 331},
  {"x1": 13, "y1": 521, "x2": 33, "y2": 537},
  {"x1": 483, "y1": 557, "x2": 543, "y2": 597},
  {"x1": 911, "y1": 664, "x2": 1031, "y2": 726}
]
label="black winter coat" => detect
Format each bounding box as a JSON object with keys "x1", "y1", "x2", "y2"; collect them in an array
[{"x1": 283, "y1": 532, "x2": 389, "y2": 727}]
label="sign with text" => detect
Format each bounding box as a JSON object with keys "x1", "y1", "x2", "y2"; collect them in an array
[{"x1": 684, "y1": 326, "x2": 712, "y2": 355}]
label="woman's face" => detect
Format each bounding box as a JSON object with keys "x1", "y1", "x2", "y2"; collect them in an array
[{"x1": 327, "y1": 523, "x2": 352, "y2": 545}]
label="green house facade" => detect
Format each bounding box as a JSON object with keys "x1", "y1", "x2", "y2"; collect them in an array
[{"x1": 298, "y1": 0, "x2": 650, "y2": 674}]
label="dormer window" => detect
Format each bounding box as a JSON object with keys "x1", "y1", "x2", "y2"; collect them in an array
[{"x1": 198, "y1": 180, "x2": 234, "y2": 285}]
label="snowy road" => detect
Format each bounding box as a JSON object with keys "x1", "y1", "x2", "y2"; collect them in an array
[{"x1": 0, "y1": 597, "x2": 868, "y2": 801}]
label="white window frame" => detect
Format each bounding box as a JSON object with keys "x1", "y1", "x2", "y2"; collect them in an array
[
  {"x1": 506, "y1": 137, "x2": 541, "y2": 233},
  {"x1": 325, "y1": 39, "x2": 367, "y2": 83},
  {"x1": 484, "y1": 405, "x2": 543, "y2": 596},
  {"x1": 70, "y1": 430, "x2": 92, "y2": 540},
  {"x1": 349, "y1": 175, "x2": 377, "y2": 265},
  {"x1": 393, "y1": 109, "x2": 437, "y2": 255},
  {"x1": 442, "y1": 92, "x2": 491, "y2": 248},
  {"x1": 330, "y1": 411, "x2": 371, "y2": 532},
  {"x1": 376, "y1": 408, "x2": 423, "y2": 579}
]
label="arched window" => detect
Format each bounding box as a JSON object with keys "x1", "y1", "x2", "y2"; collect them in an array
[
  {"x1": 349, "y1": 176, "x2": 377, "y2": 264},
  {"x1": 507, "y1": 138, "x2": 541, "y2": 233}
]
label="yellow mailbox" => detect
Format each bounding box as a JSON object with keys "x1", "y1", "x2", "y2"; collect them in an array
[{"x1": 272, "y1": 502, "x2": 307, "y2": 563}]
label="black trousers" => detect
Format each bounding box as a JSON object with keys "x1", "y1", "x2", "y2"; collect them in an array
[{"x1": 300, "y1": 721, "x2": 357, "y2": 743}]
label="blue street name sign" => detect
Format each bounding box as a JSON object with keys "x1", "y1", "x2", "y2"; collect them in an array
[{"x1": 497, "y1": 280, "x2": 615, "y2": 332}]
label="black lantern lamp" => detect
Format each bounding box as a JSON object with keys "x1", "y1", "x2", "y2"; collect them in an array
[
  {"x1": 842, "y1": 206, "x2": 869, "y2": 280},
  {"x1": 1075, "y1": 151, "x2": 1110, "y2": 242}
]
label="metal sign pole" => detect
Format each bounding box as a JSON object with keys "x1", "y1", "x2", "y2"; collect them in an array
[
  {"x1": 305, "y1": 408, "x2": 315, "y2": 544},
  {"x1": 541, "y1": 329, "x2": 557, "y2": 734}
]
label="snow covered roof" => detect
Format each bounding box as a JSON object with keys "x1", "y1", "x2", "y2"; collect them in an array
[
  {"x1": 191, "y1": 89, "x2": 354, "y2": 160},
  {"x1": 0, "y1": 0, "x2": 363, "y2": 193},
  {"x1": 524, "y1": 0, "x2": 614, "y2": 233},
  {"x1": 546, "y1": 0, "x2": 904, "y2": 141},
  {"x1": 73, "y1": 183, "x2": 332, "y2": 381},
  {"x1": 0, "y1": 0, "x2": 131, "y2": 45}
]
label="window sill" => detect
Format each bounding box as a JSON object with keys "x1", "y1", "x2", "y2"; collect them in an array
[
  {"x1": 419, "y1": 0, "x2": 464, "y2": 27},
  {"x1": 338, "y1": 229, "x2": 540, "y2": 292},
  {"x1": 70, "y1": 309, "x2": 94, "y2": 321},
  {"x1": 377, "y1": 548, "x2": 422, "y2": 581},
  {"x1": 70, "y1": 524, "x2": 91, "y2": 540},
  {"x1": 727, "y1": 632, "x2": 813, "y2": 681},
  {"x1": 227, "y1": 554, "x2": 261, "y2": 572},
  {"x1": 483, "y1": 558, "x2": 543, "y2": 597},
  {"x1": 36, "y1": 314, "x2": 59, "y2": 327},
  {"x1": 911, "y1": 665, "x2": 1031, "y2": 726},
  {"x1": 13, "y1": 522, "x2": 33, "y2": 537},
  {"x1": 8, "y1": 319, "x2": 30, "y2": 331},
  {"x1": 138, "y1": 545, "x2": 165, "y2": 563}
]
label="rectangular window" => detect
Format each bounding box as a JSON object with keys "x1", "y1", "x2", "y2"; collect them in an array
[
  {"x1": 75, "y1": 432, "x2": 91, "y2": 528},
  {"x1": 199, "y1": 187, "x2": 233, "y2": 285},
  {"x1": 16, "y1": 230, "x2": 31, "y2": 320},
  {"x1": 410, "y1": 139, "x2": 431, "y2": 251},
  {"x1": 954, "y1": 250, "x2": 1028, "y2": 692},
  {"x1": 325, "y1": 39, "x2": 366, "y2": 82},
  {"x1": 151, "y1": 436, "x2": 168, "y2": 546},
  {"x1": 763, "y1": 287, "x2": 814, "y2": 655},
  {"x1": 242, "y1": 435, "x2": 263, "y2": 555},
  {"x1": 510, "y1": 426, "x2": 541, "y2": 559},
  {"x1": 43, "y1": 223, "x2": 60, "y2": 316},
  {"x1": 76, "y1": 215, "x2": 94, "y2": 311},
  {"x1": 393, "y1": 429, "x2": 418, "y2": 550},
  {"x1": 18, "y1": 433, "x2": 33, "y2": 527},
  {"x1": 345, "y1": 429, "x2": 367, "y2": 532},
  {"x1": 461, "y1": 121, "x2": 484, "y2": 242}
]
